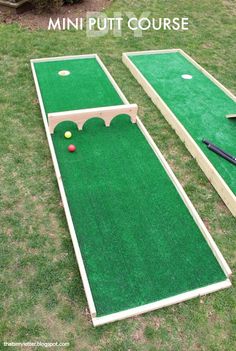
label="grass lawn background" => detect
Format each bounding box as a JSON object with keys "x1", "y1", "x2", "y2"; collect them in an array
[{"x1": 0, "y1": 0, "x2": 236, "y2": 350}]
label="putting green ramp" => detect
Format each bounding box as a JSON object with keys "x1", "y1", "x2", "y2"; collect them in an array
[{"x1": 31, "y1": 55, "x2": 231, "y2": 326}]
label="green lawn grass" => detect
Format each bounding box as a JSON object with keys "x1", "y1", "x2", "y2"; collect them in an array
[{"x1": 0, "y1": 0, "x2": 236, "y2": 350}]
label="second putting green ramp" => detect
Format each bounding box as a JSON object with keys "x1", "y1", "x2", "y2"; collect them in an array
[{"x1": 123, "y1": 49, "x2": 236, "y2": 216}]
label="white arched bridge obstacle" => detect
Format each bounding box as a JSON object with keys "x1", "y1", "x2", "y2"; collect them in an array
[{"x1": 48, "y1": 104, "x2": 138, "y2": 133}]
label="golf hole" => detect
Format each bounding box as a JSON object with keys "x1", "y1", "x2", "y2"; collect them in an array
[
  {"x1": 58, "y1": 70, "x2": 70, "y2": 76},
  {"x1": 181, "y1": 74, "x2": 193, "y2": 80}
]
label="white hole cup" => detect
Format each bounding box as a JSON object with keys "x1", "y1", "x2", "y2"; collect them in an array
[
  {"x1": 181, "y1": 74, "x2": 193, "y2": 80},
  {"x1": 58, "y1": 70, "x2": 71, "y2": 76}
]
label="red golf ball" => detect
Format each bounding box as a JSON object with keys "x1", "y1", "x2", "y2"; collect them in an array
[{"x1": 68, "y1": 144, "x2": 76, "y2": 152}]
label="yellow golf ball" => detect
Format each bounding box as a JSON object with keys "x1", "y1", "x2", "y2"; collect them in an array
[{"x1": 64, "y1": 131, "x2": 72, "y2": 139}]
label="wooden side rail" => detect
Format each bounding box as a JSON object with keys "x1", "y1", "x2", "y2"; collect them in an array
[{"x1": 48, "y1": 104, "x2": 138, "y2": 133}]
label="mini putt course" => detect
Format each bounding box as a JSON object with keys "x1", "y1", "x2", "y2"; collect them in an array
[
  {"x1": 31, "y1": 54, "x2": 231, "y2": 326},
  {"x1": 123, "y1": 49, "x2": 236, "y2": 217}
]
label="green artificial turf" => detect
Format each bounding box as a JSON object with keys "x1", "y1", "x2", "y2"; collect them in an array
[
  {"x1": 34, "y1": 58, "x2": 123, "y2": 113},
  {"x1": 33, "y1": 57, "x2": 226, "y2": 317},
  {"x1": 128, "y1": 52, "x2": 236, "y2": 195}
]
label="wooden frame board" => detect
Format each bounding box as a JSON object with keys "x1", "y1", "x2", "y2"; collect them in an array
[
  {"x1": 31, "y1": 54, "x2": 231, "y2": 327},
  {"x1": 122, "y1": 49, "x2": 236, "y2": 217}
]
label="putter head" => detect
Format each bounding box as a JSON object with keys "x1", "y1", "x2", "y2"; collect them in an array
[{"x1": 202, "y1": 139, "x2": 211, "y2": 146}]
